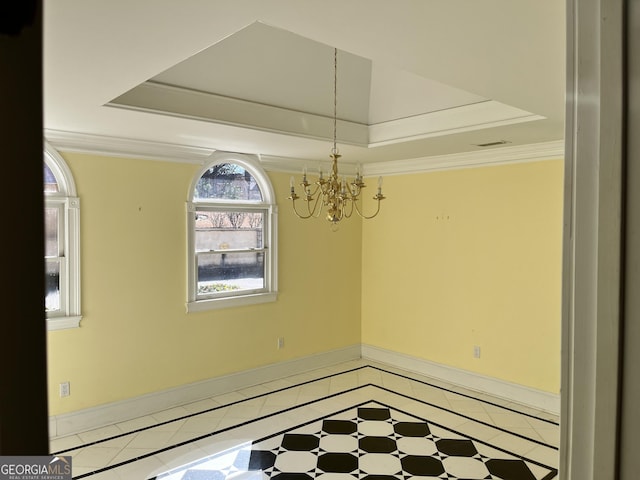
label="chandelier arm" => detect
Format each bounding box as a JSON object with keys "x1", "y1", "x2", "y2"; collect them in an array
[
  {"x1": 352, "y1": 196, "x2": 383, "y2": 219},
  {"x1": 304, "y1": 183, "x2": 322, "y2": 198},
  {"x1": 291, "y1": 194, "x2": 324, "y2": 219},
  {"x1": 302, "y1": 192, "x2": 321, "y2": 218},
  {"x1": 309, "y1": 192, "x2": 324, "y2": 218},
  {"x1": 290, "y1": 198, "x2": 317, "y2": 219},
  {"x1": 291, "y1": 207, "x2": 314, "y2": 220},
  {"x1": 342, "y1": 197, "x2": 355, "y2": 219},
  {"x1": 337, "y1": 199, "x2": 346, "y2": 222}
]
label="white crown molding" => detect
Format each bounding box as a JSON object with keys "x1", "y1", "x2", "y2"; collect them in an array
[
  {"x1": 260, "y1": 140, "x2": 564, "y2": 177},
  {"x1": 363, "y1": 139, "x2": 565, "y2": 177},
  {"x1": 44, "y1": 130, "x2": 358, "y2": 174},
  {"x1": 45, "y1": 129, "x2": 563, "y2": 176},
  {"x1": 45, "y1": 129, "x2": 215, "y2": 164}
]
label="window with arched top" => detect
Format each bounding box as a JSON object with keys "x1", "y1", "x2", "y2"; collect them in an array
[
  {"x1": 44, "y1": 142, "x2": 82, "y2": 330},
  {"x1": 187, "y1": 152, "x2": 277, "y2": 311}
]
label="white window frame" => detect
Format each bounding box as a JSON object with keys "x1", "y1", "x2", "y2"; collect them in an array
[
  {"x1": 44, "y1": 141, "x2": 82, "y2": 330},
  {"x1": 186, "y1": 152, "x2": 278, "y2": 312}
]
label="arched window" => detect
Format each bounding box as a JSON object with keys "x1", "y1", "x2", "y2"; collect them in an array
[
  {"x1": 44, "y1": 142, "x2": 82, "y2": 330},
  {"x1": 187, "y1": 152, "x2": 277, "y2": 311}
]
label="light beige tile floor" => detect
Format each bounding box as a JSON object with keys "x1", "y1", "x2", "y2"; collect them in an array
[{"x1": 50, "y1": 360, "x2": 559, "y2": 479}]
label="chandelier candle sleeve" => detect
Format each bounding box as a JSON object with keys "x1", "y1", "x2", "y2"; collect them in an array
[{"x1": 287, "y1": 47, "x2": 386, "y2": 225}]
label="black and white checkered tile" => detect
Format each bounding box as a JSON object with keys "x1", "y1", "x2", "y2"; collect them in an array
[{"x1": 155, "y1": 402, "x2": 557, "y2": 480}]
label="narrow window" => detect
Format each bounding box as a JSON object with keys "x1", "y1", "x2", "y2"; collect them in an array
[
  {"x1": 44, "y1": 142, "x2": 82, "y2": 330},
  {"x1": 187, "y1": 153, "x2": 277, "y2": 311}
]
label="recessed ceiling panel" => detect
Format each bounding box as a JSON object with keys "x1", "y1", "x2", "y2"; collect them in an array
[
  {"x1": 368, "y1": 62, "x2": 487, "y2": 124},
  {"x1": 151, "y1": 21, "x2": 372, "y2": 124},
  {"x1": 107, "y1": 21, "x2": 543, "y2": 149}
]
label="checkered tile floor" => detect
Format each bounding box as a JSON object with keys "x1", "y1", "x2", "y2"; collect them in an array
[
  {"x1": 50, "y1": 362, "x2": 559, "y2": 479},
  {"x1": 153, "y1": 402, "x2": 556, "y2": 480}
]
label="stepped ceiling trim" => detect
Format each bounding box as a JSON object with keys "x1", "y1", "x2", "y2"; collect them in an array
[{"x1": 45, "y1": 129, "x2": 563, "y2": 176}]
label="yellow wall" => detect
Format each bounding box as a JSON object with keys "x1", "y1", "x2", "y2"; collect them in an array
[
  {"x1": 361, "y1": 160, "x2": 564, "y2": 393},
  {"x1": 47, "y1": 152, "x2": 563, "y2": 416},
  {"x1": 47, "y1": 152, "x2": 362, "y2": 415}
]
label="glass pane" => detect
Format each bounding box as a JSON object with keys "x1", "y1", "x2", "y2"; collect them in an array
[
  {"x1": 195, "y1": 210, "x2": 264, "y2": 251},
  {"x1": 44, "y1": 207, "x2": 59, "y2": 257},
  {"x1": 44, "y1": 163, "x2": 59, "y2": 193},
  {"x1": 194, "y1": 163, "x2": 263, "y2": 201},
  {"x1": 45, "y1": 261, "x2": 61, "y2": 312},
  {"x1": 197, "y1": 251, "x2": 265, "y2": 294}
]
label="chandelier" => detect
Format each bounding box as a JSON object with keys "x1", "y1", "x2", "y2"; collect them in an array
[{"x1": 288, "y1": 48, "x2": 385, "y2": 226}]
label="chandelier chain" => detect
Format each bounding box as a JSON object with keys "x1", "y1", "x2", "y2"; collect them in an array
[{"x1": 333, "y1": 47, "x2": 338, "y2": 155}]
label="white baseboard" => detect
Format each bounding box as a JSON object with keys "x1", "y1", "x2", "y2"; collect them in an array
[
  {"x1": 50, "y1": 343, "x2": 560, "y2": 439},
  {"x1": 49, "y1": 345, "x2": 361, "y2": 439},
  {"x1": 361, "y1": 344, "x2": 560, "y2": 415}
]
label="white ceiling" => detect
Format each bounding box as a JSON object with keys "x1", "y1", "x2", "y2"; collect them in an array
[{"x1": 43, "y1": 0, "x2": 566, "y2": 171}]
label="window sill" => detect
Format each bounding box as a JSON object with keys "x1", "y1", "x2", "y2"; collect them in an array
[
  {"x1": 187, "y1": 291, "x2": 277, "y2": 313},
  {"x1": 47, "y1": 315, "x2": 82, "y2": 331}
]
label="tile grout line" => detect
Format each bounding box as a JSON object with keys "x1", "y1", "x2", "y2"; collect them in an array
[
  {"x1": 54, "y1": 362, "x2": 559, "y2": 479},
  {"x1": 373, "y1": 399, "x2": 559, "y2": 478},
  {"x1": 54, "y1": 363, "x2": 558, "y2": 456},
  {"x1": 369, "y1": 365, "x2": 560, "y2": 426},
  {"x1": 70, "y1": 385, "x2": 371, "y2": 479},
  {"x1": 148, "y1": 399, "x2": 558, "y2": 480},
  {"x1": 51, "y1": 365, "x2": 368, "y2": 454},
  {"x1": 371, "y1": 384, "x2": 558, "y2": 451},
  {"x1": 68, "y1": 383, "x2": 558, "y2": 478}
]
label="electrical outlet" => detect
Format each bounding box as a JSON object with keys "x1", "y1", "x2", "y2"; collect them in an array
[
  {"x1": 59, "y1": 381, "x2": 70, "y2": 397},
  {"x1": 277, "y1": 337, "x2": 285, "y2": 349},
  {"x1": 473, "y1": 345, "x2": 481, "y2": 358}
]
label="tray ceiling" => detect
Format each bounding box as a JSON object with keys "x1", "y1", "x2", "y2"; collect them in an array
[{"x1": 43, "y1": 1, "x2": 565, "y2": 170}]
